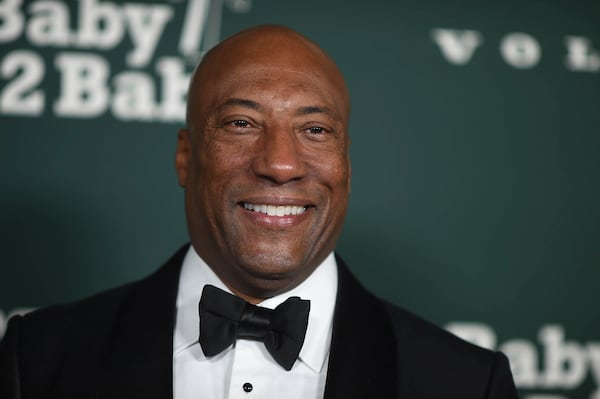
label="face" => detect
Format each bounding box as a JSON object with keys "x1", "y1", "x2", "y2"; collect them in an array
[{"x1": 176, "y1": 27, "x2": 351, "y2": 301}]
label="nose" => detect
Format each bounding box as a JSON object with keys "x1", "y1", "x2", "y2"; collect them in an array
[{"x1": 251, "y1": 127, "x2": 307, "y2": 185}]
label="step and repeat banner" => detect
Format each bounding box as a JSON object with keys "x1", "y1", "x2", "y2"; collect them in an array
[{"x1": 1, "y1": 1, "x2": 599, "y2": 397}]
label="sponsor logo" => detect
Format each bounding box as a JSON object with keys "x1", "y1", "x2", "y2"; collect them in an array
[
  {"x1": 432, "y1": 28, "x2": 600, "y2": 72},
  {"x1": 0, "y1": 0, "x2": 252, "y2": 121}
]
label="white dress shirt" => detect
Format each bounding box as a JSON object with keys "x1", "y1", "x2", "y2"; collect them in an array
[{"x1": 173, "y1": 246, "x2": 338, "y2": 399}]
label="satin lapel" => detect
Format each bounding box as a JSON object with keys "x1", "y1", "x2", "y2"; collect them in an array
[
  {"x1": 95, "y1": 246, "x2": 187, "y2": 399},
  {"x1": 324, "y1": 256, "x2": 398, "y2": 399}
]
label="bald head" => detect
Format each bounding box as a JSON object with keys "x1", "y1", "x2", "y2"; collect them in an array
[{"x1": 185, "y1": 25, "x2": 350, "y2": 132}]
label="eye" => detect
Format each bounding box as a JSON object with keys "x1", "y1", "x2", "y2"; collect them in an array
[
  {"x1": 301, "y1": 123, "x2": 336, "y2": 141},
  {"x1": 231, "y1": 120, "x2": 250, "y2": 128}
]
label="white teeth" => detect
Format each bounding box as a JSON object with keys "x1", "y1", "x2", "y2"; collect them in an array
[{"x1": 243, "y1": 203, "x2": 307, "y2": 216}]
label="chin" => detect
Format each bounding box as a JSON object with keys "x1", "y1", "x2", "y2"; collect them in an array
[{"x1": 236, "y1": 248, "x2": 312, "y2": 280}]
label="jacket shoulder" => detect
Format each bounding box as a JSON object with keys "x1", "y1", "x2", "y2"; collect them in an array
[
  {"x1": 18, "y1": 278, "x2": 136, "y2": 335},
  {"x1": 0, "y1": 279, "x2": 140, "y2": 399},
  {"x1": 383, "y1": 302, "x2": 518, "y2": 398},
  {"x1": 0, "y1": 246, "x2": 187, "y2": 398}
]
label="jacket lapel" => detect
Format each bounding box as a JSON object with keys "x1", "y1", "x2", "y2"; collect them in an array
[
  {"x1": 95, "y1": 246, "x2": 187, "y2": 399},
  {"x1": 324, "y1": 256, "x2": 399, "y2": 399}
]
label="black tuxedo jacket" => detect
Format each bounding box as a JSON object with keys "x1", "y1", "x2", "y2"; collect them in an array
[{"x1": 0, "y1": 246, "x2": 518, "y2": 398}]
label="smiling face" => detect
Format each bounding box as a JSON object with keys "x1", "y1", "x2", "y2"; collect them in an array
[{"x1": 175, "y1": 26, "x2": 351, "y2": 302}]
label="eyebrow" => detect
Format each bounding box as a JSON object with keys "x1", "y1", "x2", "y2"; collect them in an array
[
  {"x1": 218, "y1": 98, "x2": 262, "y2": 111},
  {"x1": 296, "y1": 105, "x2": 336, "y2": 119}
]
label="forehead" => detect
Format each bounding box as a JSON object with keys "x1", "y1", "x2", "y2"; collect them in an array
[
  {"x1": 214, "y1": 65, "x2": 343, "y2": 111},
  {"x1": 187, "y1": 31, "x2": 349, "y2": 126}
]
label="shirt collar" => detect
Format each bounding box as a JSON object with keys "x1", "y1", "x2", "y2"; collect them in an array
[{"x1": 173, "y1": 245, "x2": 338, "y2": 373}]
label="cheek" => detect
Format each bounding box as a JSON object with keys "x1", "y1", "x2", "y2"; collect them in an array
[
  {"x1": 201, "y1": 141, "x2": 250, "y2": 181},
  {"x1": 314, "y1": 152, "x2": 350, "y2": 187},
  {"x1": 195, "y1": 142, "x2": 254, "y2": 218},
  {"x1": 323, "y1": 157, "x2": 351, "y2": 213},
  {"x1": 302, "y1": 136, "x2": 349, "y2": 179}
]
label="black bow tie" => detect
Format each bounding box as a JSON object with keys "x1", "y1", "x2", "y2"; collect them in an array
[{"x1": 198, "y1": 285, "x2": 310, "y2": 370}]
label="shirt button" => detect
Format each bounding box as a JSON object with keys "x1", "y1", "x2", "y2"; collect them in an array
[{"x1": 243, "y1": 382, "x2": 253, "y2": 393}]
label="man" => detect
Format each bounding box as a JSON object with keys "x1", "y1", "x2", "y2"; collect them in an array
[{"x1": 0, "y1": 25, "x2": 518, "y2": 398}]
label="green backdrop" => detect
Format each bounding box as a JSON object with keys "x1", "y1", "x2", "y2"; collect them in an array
[{"x1": 1, "y1": 1, "x2": 599, "y2": 398}]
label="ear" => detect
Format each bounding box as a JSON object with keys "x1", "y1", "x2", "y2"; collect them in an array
[{"x1": 175, "y1": 128, "x2": 192, "y2": 187}]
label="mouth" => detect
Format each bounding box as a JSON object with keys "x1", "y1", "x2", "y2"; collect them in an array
[{"x1": 242, "y1": 202, "x2": 308, "y2": 216}]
